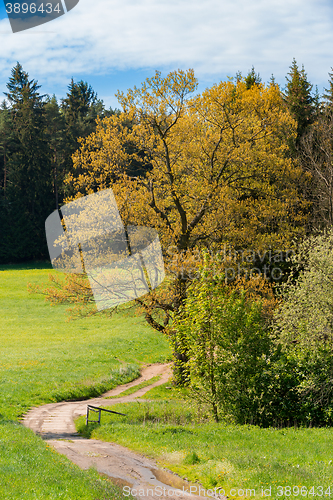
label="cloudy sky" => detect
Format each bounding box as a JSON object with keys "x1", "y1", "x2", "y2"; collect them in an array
[{"x1": 0, "y1": 0, "x2": 332, "y2": 109}]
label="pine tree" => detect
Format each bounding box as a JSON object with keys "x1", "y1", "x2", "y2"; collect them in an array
[
  {"x1": 313, "y1": 85, "x2": 322, "y2": 115},
  {"x1": 269, "y1": 74, "x2": 278, "y2": 88},
  {"x1": 1, "y1": 63, "x2": 53, "y2": 262},
  {"x1": 245, "y1": 66, "x2": 262, "y2": 89},
  {"x1": 0, "y1": 100, "x2": 15, "y2": 198},
  {"x1": 284, "y1": 58, "x2": 315, "y2": 146},
  {"x1": 61, "y1": 79, "x2": 99, "y2": 147},
  {"x1": 323, "y1": 68, "x2": 333, "y2": 108},
  {"x1": 60, "y1": 79, "x2": 107, "y2": 190},
  {"x1": 4, "y1": 62, "x2": 44, "y2": 107},
  {"x1": 44, "y1": 95, "x2": 66, "y2": 211}
]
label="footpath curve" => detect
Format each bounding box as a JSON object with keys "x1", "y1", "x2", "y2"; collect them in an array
[{"x1": 23, "y1": 363, "x2": 213, "y2": 500}]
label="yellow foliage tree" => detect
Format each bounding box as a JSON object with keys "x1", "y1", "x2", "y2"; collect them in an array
[{"x1": 42, "y1": 70, "x2": 308, "y2": 356}]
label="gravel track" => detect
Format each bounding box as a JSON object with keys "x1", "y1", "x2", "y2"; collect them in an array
[{"x1": 22, "y1": 363, "x2": 213, "y2": 499}]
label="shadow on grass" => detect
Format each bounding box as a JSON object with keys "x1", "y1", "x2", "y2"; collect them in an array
[
  {"x1": 77, "y1": 421, "x2": 100, "y2": 438},
  {"x1": 0, "y1": 260, "x2": 53, "y2": 271}
]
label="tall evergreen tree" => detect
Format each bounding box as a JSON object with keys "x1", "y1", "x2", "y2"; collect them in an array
[
  {"x1": 245, "y1": 66, "x2": 262, "y2": 89},
  {"x1": 44, "y1": 95, "x2": 66, "y2": 211},
  {"x1": 284, "y1": 58, "x2": 315, "y2": 147},
  {"x1": 60, "y1": 79, "x2": 110, "y2": 197},
  {"x1": 0, "y1": 100, "x2": 15, "y2": 199},
  {"x1": 1, "y1": 63, "x2": 53, "y2": 262},
  {"x1": 0, "y1": 101, "x2": 15, "y2": 263},
  {"x1": 313, "y1": 85, "x2": 322, "y2": 115},
  {"x1": 323, "y1": 68, "x2": 333, "y2": 109},
  {"x1": 61, "y1": 79, "x2": 101, "y2": 150}
]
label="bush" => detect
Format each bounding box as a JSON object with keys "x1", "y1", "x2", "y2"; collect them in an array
[
  {"x1": 171, "y1": 252, "x2": 272, "y2": 424},
  {"x1": 172, "y1": 237, "x2": 333, "y2": 427},
  {"x1": 271, "y1": 228, "x2": 333, "y2": 425}
]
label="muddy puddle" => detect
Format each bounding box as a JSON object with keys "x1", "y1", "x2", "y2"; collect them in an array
[{"x1": 151, "y1": 468, "x2": 220, "y2": 497}]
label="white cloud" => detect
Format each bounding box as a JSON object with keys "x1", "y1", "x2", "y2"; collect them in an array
[{"x1": 0, "y1": 0, "x2": 333, "y2": 101}]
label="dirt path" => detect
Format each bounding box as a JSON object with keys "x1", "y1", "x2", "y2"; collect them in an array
[{"x1": 23, "y1": 363, "x2": 217, "y2": 500}]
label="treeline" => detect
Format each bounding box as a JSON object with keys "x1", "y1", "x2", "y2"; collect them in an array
[
  {"x1": 0, "y1": 63, "x2": 116, "y2": 263},
  {"x1": 1, "y1": 59, "x2": 333, "y2": 264}
]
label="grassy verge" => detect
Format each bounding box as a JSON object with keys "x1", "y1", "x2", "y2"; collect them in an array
[
  {"x1": 0, "y1": 419, "x2": 128, "y2": 500},
  {"x1": 0, "y1": 263, "x2": 170, "y2": 499},
  {"x1": 75, "y1": 383, "x2": 333, "y2": 500},
  {"x1": 105, "y1": 375, "x2": 161, "y2": 398}
]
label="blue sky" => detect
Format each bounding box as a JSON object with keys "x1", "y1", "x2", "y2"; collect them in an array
[{"x1": 0, "y1": 0, "x2": 333, "y2": 109}]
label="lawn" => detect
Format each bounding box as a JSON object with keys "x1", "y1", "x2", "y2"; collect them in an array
[
  {"x1": 0, "y1": 262, "x2": 171, "y2": 499},
  {"x1": 3, "y1": 262, "x2": 333, "y2": 500}
]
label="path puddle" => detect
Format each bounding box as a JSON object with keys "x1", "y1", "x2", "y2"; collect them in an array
[
  {"x1": 99, "y1": 472, "x2": 133, "y2": 489},
  {"x1": 151, "y1": 468, "x2": 209, "y2": 497}
]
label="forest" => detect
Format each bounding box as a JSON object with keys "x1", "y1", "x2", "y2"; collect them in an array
[
  {"x1": 0, "y1": 62, "x2": 115, "y2": 262},
  {"x1": 3, "y1": 60, "x2": 333, "y2": 427}
]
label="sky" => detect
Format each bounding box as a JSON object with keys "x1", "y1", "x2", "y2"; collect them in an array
[{"x1": 0, "y1": 0, "x2": 333, "y2": 109}]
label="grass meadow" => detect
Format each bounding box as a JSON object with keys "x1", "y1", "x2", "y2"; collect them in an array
[
  {"x1": 0, "y1": 262, "x2": 171, "y2": 499},
  {"x1": 75, "y1": 374, "x2": 333, "y2": 499},
  {"x1": 2, "y1": 262, "x2": 333, "y2": 500}
]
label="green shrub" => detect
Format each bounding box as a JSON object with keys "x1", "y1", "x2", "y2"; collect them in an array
[
  {"x1": 171, "y1": 252, "x2": 271, "y2": 424},
  {"x1": 170, "y1": 236, "x2": 333, "y2": 427},
  {"x1": 270, "y1": 228, "x2": 333, "y2": 425}
]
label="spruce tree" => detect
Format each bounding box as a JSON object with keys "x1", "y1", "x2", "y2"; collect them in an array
[
  {"x1": 61, "y1": 79, "x2": 100, "y2": 149},
  {"x1": 269, "y1": 74, "x2": 278, "y2": 87},
  {"x1": 284, "y1": 58, "x2": 315, "y2": 147},
  {"x1": 44, "y1": 95, "x2": 66, "y2": 211},
  {"x1": 323, "y1": 68, "x2": 333, "y2": 109},
  {"x1": 1, "y1": 63, "x2": 53, "y2": 262},
  {"x1": 60, "y1": 79, "x2": 107, "y2": 193},
  {"x1": 245, "y1": 66, "x2": 262, "y2": 89},
  {"x1": 0, "y1": 100, "x2": 15, "y2": 198}
]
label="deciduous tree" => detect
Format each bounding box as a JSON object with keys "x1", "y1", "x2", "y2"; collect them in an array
[
  {"x1": 172, "y1": 252, "x2": 271, "y2": 423},
  {"x1": 38, "y1": 69, "x2": 308, "y2": 378},
  {"x1": 299, "y1": 108, "x2": 333, "y2": 227},
  {"x1": 271, "y1": 228, "x2": 333, "y2": 424}
]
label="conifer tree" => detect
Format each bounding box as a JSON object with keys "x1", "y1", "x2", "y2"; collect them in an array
[
  {"x1": 284, "y1": 58, "x2": 315, "y2": 147},
  {"x1": 1, "y1": 62, "x2": 53, "y2": 261},
  {"x1": 323, "y1": 68, "x2": 333, "y2": 109},
  {"x1": 44, "y1": 95, "x2": 66, "y2": 211},
  {"x1": 269, "y1": 74, "x2": 277, "y2": 86},
  {"x1": 60, "y1": 79, "x2": 108, "y2": 191},
  {"x1": 61, "y1": 79, "x2": 101, "y2": 149},
  {"x1": 0, "y1": 100, "x2": 15, "y2": 198},
  {"x1": 245, "y1": 66, "x2": 262, "y2": 89}
]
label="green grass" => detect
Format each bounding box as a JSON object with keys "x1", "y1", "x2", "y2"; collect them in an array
[
  {"x1": 0, "y1": 265, "x2": 171, "y2": 420},
  {"x1": 0, "y1": 263, "x2": 171, "y2": 498},
  {"x1": 138, "y1": 381, "x2": 189, "y2": 400},
  {"x1": 75, "y1": 383, "x2": 333, "y2": 500},
  {"x1": 4, "y1": 262, "x2": 333, "y2": 500},
  {"x1": 0, "y1": 420, "x2": 127, "y2": 500},
  {"x1": 105, "y1": 375, "x2": 161, "y2": 398}
]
